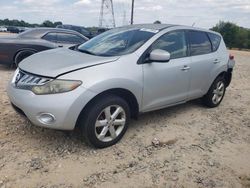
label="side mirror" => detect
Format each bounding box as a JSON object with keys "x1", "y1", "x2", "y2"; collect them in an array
[{"x1": 149, "y1": 49, "x2": 170, "y2": 62}]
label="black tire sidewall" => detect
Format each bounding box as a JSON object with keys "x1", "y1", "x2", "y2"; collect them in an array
[
  {"x1": 81, "y1": 95, "x2": 130, "y2": 148},
  {"x1": 203, "y1": 76, "x2": 226, "y2": 108},
  {"x1": 15, "y1": 51, "x2": 35, "y2": 66}
]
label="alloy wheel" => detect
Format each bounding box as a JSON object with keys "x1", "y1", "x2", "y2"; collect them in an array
[
  {"x1": 95, "y1": 105, "x2": 126, "y2": 142},
  {"x1": 212, "y1": 81, "x2": 225, "y2": 104}
]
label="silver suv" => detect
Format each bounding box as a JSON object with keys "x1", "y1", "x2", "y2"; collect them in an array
[{"x1": 7, "y1": 24, "x2": 235, "y2": 148}]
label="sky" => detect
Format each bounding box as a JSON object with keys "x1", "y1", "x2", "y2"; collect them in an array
[{"x1": 0, "y1": 0, "x2": 249, "y2": 29}]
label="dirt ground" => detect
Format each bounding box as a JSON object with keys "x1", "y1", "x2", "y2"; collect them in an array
[{"x1": 0, "y1": 50, "x2": 250, "y2": 188}]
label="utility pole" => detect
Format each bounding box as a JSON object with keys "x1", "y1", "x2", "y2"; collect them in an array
[
  {"x1": 130, "y1": 0, "x2": 135, "y2": 25},
  {"x1": 99, "y1": 0, "x2": 116, "y2": 28}
]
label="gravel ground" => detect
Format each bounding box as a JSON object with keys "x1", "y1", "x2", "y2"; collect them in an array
[{"x1": 0, "y1": 50, "x2": 250, "y2": 188}]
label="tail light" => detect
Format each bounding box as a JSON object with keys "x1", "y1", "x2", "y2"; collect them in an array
[{"x1": 229, "y1": 54, "x2": 234, "y2": 60}]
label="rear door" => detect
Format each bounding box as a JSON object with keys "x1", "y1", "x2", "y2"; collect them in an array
[{"x1": 187, "y1": 30, "x2": 216, "y2": 99}]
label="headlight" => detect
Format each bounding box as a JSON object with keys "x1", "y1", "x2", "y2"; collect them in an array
[{"x1": 32, "y1": 80, "x2": 82, "y2": 95}]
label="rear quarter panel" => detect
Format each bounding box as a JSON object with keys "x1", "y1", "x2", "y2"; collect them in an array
[{"x1": 206, "y1": 36, "x2": 229, "y2": 92}]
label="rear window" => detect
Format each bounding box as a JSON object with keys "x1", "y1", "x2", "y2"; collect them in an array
[
  {"x1": 57, "y1": 33, "x2": 86, "y2": 44},
  {"x1": 208, "y1": 33, "x2": 221, "y2": 51},
  {"x1": 188, "y1": 31, "x2": 212, "y2": 56},
  {"x1": 43, "y1": 33, "x2": 57, "y2": 42}
]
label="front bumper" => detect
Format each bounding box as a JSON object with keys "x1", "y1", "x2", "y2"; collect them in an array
[{"x1": 7, "y1": 82, "x2": 96, "y2": 130}]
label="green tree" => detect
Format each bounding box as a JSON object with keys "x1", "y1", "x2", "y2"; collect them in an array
[
  {"x1": 41, "y1": 20, "x2": 54, "y2": 27},
  {"x1": 211, "y1": 21, "x2": 250, "y2": 49},
  {"x1": 154, "y1": 20, "x2": 161, "y2": 24}
]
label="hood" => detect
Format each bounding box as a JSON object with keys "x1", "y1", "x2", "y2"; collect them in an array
[{"x1": 19, "y1": 48, "x2": 119, "y2": 78}]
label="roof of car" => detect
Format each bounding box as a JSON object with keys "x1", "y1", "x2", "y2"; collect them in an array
[
  {"x1": 119, "y1": 24, "x2": 220, "y2": 36},
  {"x1": 120, "y1": 24, "x2": 176, "y2": 31},
  {"x1": 18, "y1": 27, "x2": 86, "y2": 39}
]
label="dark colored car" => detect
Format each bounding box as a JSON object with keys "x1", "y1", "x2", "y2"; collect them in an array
[
  {"x1": 7, "y1": 26, "x2": 20, "y2": 33},
  {"x1": 0, "y1": 28, "x2": 88, "y2": 66},
  {"x1": 56, "y1": 25, "x2": 92, "y2": 38},
  {"x1": 91, "y1": 28, "x2": 110, "y2": 38}
]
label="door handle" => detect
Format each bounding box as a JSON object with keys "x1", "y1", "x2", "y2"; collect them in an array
[
  {"x1": 213, "y1": 59, "x2": 220, "y2": 64},
  {"x1": 181, "y1": 65, "x2": 190, "y2": 71}
]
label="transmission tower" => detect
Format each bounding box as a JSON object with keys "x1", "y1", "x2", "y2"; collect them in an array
[
  {"x1": 122, "y1": 11, "x2": 127, "y2": 26},
  {"x1": 99, "y1": 0, "x2": 116, "y2": 28}
]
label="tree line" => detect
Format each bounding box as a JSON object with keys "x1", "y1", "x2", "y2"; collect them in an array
[
  {"x1": 0, "y1": 19, "x2": 62, "y2": 28},
  {"x1": 211, "y1": 21, "x2": 250, "y2": 50}
]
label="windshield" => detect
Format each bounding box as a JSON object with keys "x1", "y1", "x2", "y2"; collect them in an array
[{"x1": 77, "y1": 28, "x2": 156, "y2": 57}]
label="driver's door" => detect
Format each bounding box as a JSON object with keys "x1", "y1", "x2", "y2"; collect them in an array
[{"x1": 142, "y1": 30, "x2": 191, "y2": 112}]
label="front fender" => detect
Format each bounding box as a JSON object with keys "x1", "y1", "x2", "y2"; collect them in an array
[
  {"x1": 59, "y1": 61, "x2": 143, "y2": 109},
  {"x1": 85, "y1": 78, "x2": 143, "y2": 108}
]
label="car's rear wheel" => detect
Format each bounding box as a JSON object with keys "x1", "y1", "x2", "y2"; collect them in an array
[
  {"x1": 79, "y1": 95, "x2": 130, "y2": 148},
  {"x1": 14, "y1": 50, "x2": 35, "y2": 67},
  {"x1": 202, "y1": 76, "x2": 226, "y2": 108}
]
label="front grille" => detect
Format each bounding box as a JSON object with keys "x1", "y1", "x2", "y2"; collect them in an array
[{"x1": 14, "y1": 69, "x2": 51, "y2": 89}]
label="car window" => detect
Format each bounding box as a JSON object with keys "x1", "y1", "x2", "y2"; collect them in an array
[
  {"x1": 42, "y1": 32, "x2": 57, "y2": 42},
  {"x1": 208, "y1": 33, "x2": 221, "y2": 51},
  {"x1": 57, "y1": 33, "x2": 86, "y2": 44},
  {"x1": 80, "y1": 28, "x2": 90, "y2": 36},
  {"x1": 151, "y1": 31, "x2": 188, "y2": 59},
  {"x1": 188, "y1": 31, "x2": 212, "y2": 55},
  {"x1": 78, "y1": 28, "x2": 156, "y2": 57}
]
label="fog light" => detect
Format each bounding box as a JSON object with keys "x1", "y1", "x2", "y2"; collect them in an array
[{"x1": 38, "y1": 113, "x2": 56, "y2": 125}]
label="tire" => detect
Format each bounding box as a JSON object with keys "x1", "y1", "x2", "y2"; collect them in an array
[
  {"x1": 79, "y1": 95, "x2": 130, "y2": 148},
  {"x1": 14, "y1": 50, "x2": 35, "y2": 67},
  {"x1": 202, "y1": 76, "x2": 226, "y2": 108}
]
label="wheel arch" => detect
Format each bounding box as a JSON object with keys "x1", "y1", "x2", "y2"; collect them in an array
[
  {"x1": 206, "y1": 69, "x2": 232, "y2": 94},
  {"x1": 214, "y1": 69, "x2": 232, "y2": 87},
  {"x1": 76, "y1": 88, "x2": 139, "y2": 129},
  {"x1": 13, "y1": 48, "x2": 38, "y2": 65}
]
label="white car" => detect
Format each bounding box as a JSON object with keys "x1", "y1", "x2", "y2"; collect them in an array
[
  {"x1": 7, "y1": 24, "x2": 235, "y2": 148},
  {"x1": 0, "y1": 26, "x2": 7, "y2": 32}
]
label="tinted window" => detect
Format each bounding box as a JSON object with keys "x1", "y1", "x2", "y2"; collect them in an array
[
  {"x1": 80, "y1": 28, "x2": 90, "y2": 36},
  {"x1": 78, "y1": 28, "x2": 155, "y2": 56},
  {"x1": 188, "y1": 31, "x2": 212, "y2": 55},
  {"x1": 208, "y1": 33, "x2": 221, "y2": 51},
  {"x1": 43, "y1": 33, "x2": 57, "y2": 42},
  {"x1": 151, "y1": 31, "x2": 187, "y2": 59},
  {"x1": 57, "y1": 33, "x2": 86, "y2": 44}
]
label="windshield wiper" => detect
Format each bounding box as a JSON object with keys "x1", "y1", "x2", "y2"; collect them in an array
[{"x1": 78, "y1": 48, "x2": 96, "y2": 55}]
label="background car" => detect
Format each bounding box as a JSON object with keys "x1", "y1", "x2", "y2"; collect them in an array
[
  {"x1": 91, "y1": 28, "x2": 110, "y2": 37},
  {"x1": 7, "y1": 26, "x2": 20, "y2": 33},
  {"x1": 56, "y1": 24, "x2": 92, "y2": 39},
  {"x1": 0, "y1": 28, "x2": 88, "y2": 66},
  {"x1": 0, "y1": 26, "x2": 7, "y2": 32}
]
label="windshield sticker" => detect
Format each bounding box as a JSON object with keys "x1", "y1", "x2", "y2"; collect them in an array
[{"x1": 140, "y1": 28, "x2": 159, "y2": 33}]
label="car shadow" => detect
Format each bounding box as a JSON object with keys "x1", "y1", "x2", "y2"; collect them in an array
[
  {"x1": 9, "y1": 99, "x2": 204, "y2": 151},
  {"x1": 126, "y1": 99, "x2": 204, "y2": 131}
]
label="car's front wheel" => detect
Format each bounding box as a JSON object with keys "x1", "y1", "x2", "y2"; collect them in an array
[
  {"x1": 202, "y1": 76, "x2": 226, "y2": 108},
  {"x1": 79, "y1": 95, "x2": 130, "y2": 148}
]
